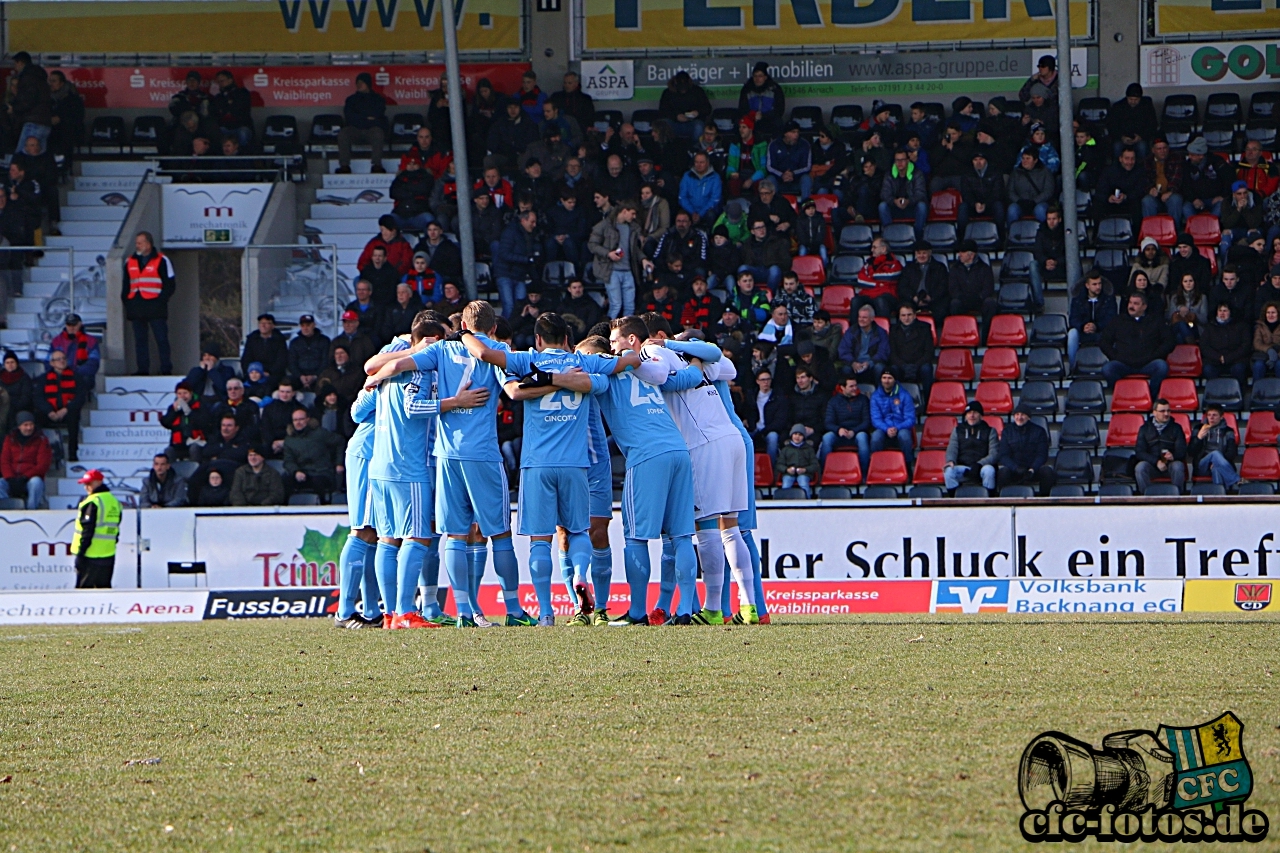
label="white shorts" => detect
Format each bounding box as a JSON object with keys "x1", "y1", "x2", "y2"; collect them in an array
[{"x1": 690, "y1": 435, "x2": 748, "y2": 521}]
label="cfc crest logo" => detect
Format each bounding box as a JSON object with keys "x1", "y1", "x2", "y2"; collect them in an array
[
  {"x1": 1018, "y1": 713, "x2": 1269, "y2": 843},
  {"x1": 1234, "y1": 582, "x2": 1272, "y2": 612}
]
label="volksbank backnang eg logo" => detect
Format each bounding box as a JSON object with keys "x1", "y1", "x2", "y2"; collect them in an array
[
  {"x1": 932, "y1": 580, "x2": 1008, "y2": 613},
  {"x1": 1020, "y1": 713, "x2": 1269, "y2": 843}
]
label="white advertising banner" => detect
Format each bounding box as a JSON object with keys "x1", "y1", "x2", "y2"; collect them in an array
[
  {"x1": 195, "y1": 510, "x2": 351, "y2": 588},
  {"x1": 1141, "y1": 40, "x2": 1280, "y2": 88},
  {"x1": 930, "y1": 578, "x2": 1183, "y2": 614},
  {"x1": 161, "y1": 183, "x2": 271, "y2": 248},
  {"x1": 1015, "y1": 505, "x2": 1280, "y2": 579},
  {"x1": 0, "y1": 510, "x2": 80, "y2": 590},
  {"x1": 579, "y1": 60, "x2": 634, "y2": 101},
  {"x1": 0, "y1": 589, "x2": 208, "y2": 624}
]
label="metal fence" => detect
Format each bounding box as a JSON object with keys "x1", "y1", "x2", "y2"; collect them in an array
[
  {"x1": 0, "y1": 246, "x2": 104, "y2": 357},
  {"x1": 242, "y1": 242, "x2": 346, "y2": 340}
]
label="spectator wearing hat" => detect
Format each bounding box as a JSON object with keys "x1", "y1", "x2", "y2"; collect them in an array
[
  {"x1": 1029, "y1": 206, "x2": 1066, "y2": 312},
  {"x1": 1221, "y1": 181, "x2": 1264, "y2": 262},
  {"x1": 870, "y1": 369, "x2": 915, "y2": 470},
  {"x1": 948, "y1": 240, "x2": 998, "y2": 340},
  {"x1": 860, "y1": 100, "x2": 900, "y2": 146},
  {"x1": 960, "y1": 149, "x2": 1005, "y2": 236},
  {"x1": 336, "y1": 73, "x2": 387, "y2": 174},
  {"x1": 413, "y1": 220, "x2": 464, "y2": 284},
  {"x1": 1008, "y1": 146, "x2": 1056, "y2": 225},
  {"x1": 402, "y1": 251, "x2": 441, "y2": 304},
  {"x1": 738, "y1": 62, "x2": 786, "y2": 138},
  {"x1": 1170, "y1": 233, "x2": 1212, "y2": 294},
  {"x1": 998, "y1": 404, "x2": 1055, "y2": 495},
  {"x1": 1067, "y1": 269, "x2": 1118, "y2": 371},
  {"x1": 951, "y1": 97, "x2": 980, "y2": 136},
  {"x1": 811, "y1": 126, "x2": 847, "y2": 194},
  {"x1": 1143, "y1": 136, "x2": 1185, "y2": 226},
  {"x1": 1020, "y1": 55, "x2": 1059, "y2": 110},
  {"x1": 1182, "y1": 136, "x2": 1231, "y2": 222},
  {"x1": 821, "y1": 376, "x2": 872, "y2": 471},
  {"x1": 243, "y1": 363, "x2": 273, "y2": 400},
  {"x1": 944, "y1": 401, "x2": 997, "y2": 493},
  {"x1": 897, "y1": 240, "x2": 949, "y2": 322},
  {"x1": 49, "y1": 314, "x2": 99, "y2": 384},
  {"x1": 241, "y1": 314, "x2": 290, "y2": 382},
  {"x1": 766, "y1": 122, "x2": 813, "y2": 201},
  {"x1": 288, "y1": 314, "x2": 330, "y2": 392},
  {"x1": 880, "y1": 148, "x2": 927, "y2": 239},
  {"x1": 0, "y1": 411, "x2": 50, "y2": 508},
  {"x1": 1022, "y1": 84, "x2": 1059, "y2": 147},
  {"x1": 388, "y1": 157, "x2": 435, "y2": 234},
  {"x1": 727, "y1": 114, "x2": 769, "y2": 198},
  {"x1": 231, "y1": 445, "x2": 285, "y2": 506},
  {"x1": 1019, "y1": 121, "x2": 1060, "y2": 175},
  {"x1": 357, "y1": 216, "x2": 414, "y2": 279},
  {"x1": 1200, "y1": 302, "x2": 1251, "y2": 383},
  {"x1": 1107, "y1": 83, "x2": 1158, "y2": 160},
  {"x1": 0, "y1": 350, "x2": 34, "y2": 433},
  {"x1": 1132, "y1": 235, "x2": 1171, "y2": 293},
  {"x1": 1232, "y1": 229, "x2": 1270, "y2": 291},
  {"x1": 183, "y1": 344, "x2": 235, "y2": 402},
  {"x1": 659, "y1": 71, "x2": 711, "y2": 140},
  {"x1": 1100, "y1": 291, "x2": 1174, "y2": 400},
  {"x1": 888, "y1": 303, "x2": 934, "y2": 401},
  {"x1": 123, "y1": 231, "x2": 176, "y2": 376},
  {"x1": 169, "y1": 70, "x2": 209, "y2": 126},
  {"x1": 36, "y1": 349, "x2": 85, "y2": 461},
  {"x1": 1190, "y1": 402, "x2": 1240, "y2": 490},
  {"x1": 160, "y1": 380, "x2": 209, "y2": 461},
  {"x1": 776, "y1": 424, "x2": 818, "y2": 497},
  {"x1": 796, "y1": 197, "x2": 829, "y2": 264},
  {"x1": 486, "y1": 98, "x2": 540, "y2": 172},
  {"x1": 329, "y1": 309, "x2": 377, "y2": 373},
  {"x1": 1134, "y1": 398, "x2": 1187, "y2": 495}
]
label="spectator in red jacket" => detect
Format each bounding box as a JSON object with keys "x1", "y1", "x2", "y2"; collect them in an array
[
  {"x1": 853, "y1": 236, "x2": 904, "y2": 319},
  {"x1": 356, "y1": 215, "x2": 414, "y2": 276},
  {"x1": 399, "y1": 126, "x2": 452, "y2": 181},
  {"x1": 0, "y1": 411, "x2": 50, "y2": 508}
]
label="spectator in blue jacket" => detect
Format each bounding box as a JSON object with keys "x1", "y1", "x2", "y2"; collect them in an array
[
  {"x1": 870, "y1": 368, "x2": 915, "y2": 469},
  {"x1": 821, "y1": 376, "x2": 872, "y2": 474},
  {"x1": 838, "y1": 305, "x2": 890, "y2": 383},
  {"x1": 766, "y1": 122, "x2": 813, "y2": 200},
  {"x1": 678, "y1": 152, "x2": 723, "y2": 227},
  {"x1": 997, "y1": 403, "x2": 1056, "y2": 495},
  {"x1": 738, "y1": 62, "x2": 786, "y2": 138},
  {"x1": 493, "y1": 209, "x2": 543, "y2": 318},
  {"x1": 337, "y1": 72, "x2": 387, "y2": 174},
  {"x1": 1066, "y1": 269, "x2": 1117, "y2": 371}
]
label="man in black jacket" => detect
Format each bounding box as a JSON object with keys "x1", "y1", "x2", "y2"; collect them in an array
[
  {"x1": 997, "y1": 404, "x2": 1056, "y2": 495},
  {"x1": 896, "y1": 240, "x2": 949, "y2": 322},
  {"x1": 8, "y1": 52, "x2": 51, "y2": 154},
  {"x1": 1029, "y1": 206, "x2": 1066, "y2": 312},
  {"x1": 944, "y1": 401, "x2": 998, "y2": 493},
  {"x1": 788, "y1": 367, "x2": 826, "y2": 441},
  {"x1": 1189, "y1": 403, "x2": 1239, "y2": 490},
  {"x1": 259, "y1": 377, "x2": 307, "y2": 458},
  {"x1": 1100, "y1": 292, "x2": 1174, "y2": 399},
  {"x1": 960, "y1": 150, "x2": 1005, "y2": 236},
  {"x1": 388, "y1": 158, "x2": 435, "y2": 233},
  {"x1": 210, "y1": 70, "x2": 254, "y2": 151},
  {"x1": 746, "y1": 368, "x2": 791, "y2": 467},
  {"x1": 287, "y1": 314, "x2": 331, "y2": 391},
  {"x1": 820, "y1": 377, "x2": 871, "y2": 472},
  {"x1": 1094, "y1": 147, "x2": 1148, "y2": 231},
  {"x1": 122, "y1": 231, "x2": 177, "y2": 376},
  {"x1": 948, "y1": 240, "x2": 998, "y2": 341},
  {"x1": 1199, "y1": 302, "x2": 1251, "y2": 382},
  {"x1": 888, "y1": 304, "x2": 934, "y2": 400},
  {"x1": 1106, "y1": 83, "x2": 1158, "y2": 160},
  {"x1": 337, "y1": 73, "x2": 387, "y2": 174},
  {"x1": 241, "y1": 313, "x2": 290, "y2": 380},
  {"x1": 1134, "y1": 399, "x2": 1187, "y2": 494},
  {"x1": 413, "y1": 221, "x2": 464, "y2": 283},
  {"x1": 550, "y1": 72, "x2": 595, "y2": 136}
]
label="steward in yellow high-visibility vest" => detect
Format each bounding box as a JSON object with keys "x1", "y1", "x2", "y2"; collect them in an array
[{"x1": 71, "y1": 469, "x2": 121, "y2": 588}]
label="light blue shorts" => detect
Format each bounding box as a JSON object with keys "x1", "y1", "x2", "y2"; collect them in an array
[
  {"x1": 371, "y1": 477, "x2": 433, "y2": 541},
  {"x1": 621, "y1": 450, "x2": 696, "y2": 541},
  {"x1": 345, "y1": 454, "x2": 373, "y2": 530},
  {"x1": 435, "y1": 457, "x2": 512, "y2": 537},
  {"x1": 518, "y1": 466, "x2": 590, "y2": 537},
  {"x1": 737, "y1": 432, "x2": 757, "y2": 531},
  {"x1": 588, "y1": 458, "x2": 613, "y2": 519}
]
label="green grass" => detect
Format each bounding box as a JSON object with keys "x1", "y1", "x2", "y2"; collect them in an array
[{"x1": 1, "y1": 616, "x2": 1278, "y2": 852}]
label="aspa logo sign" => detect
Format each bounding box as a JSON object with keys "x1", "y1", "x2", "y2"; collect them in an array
[
  {"x1": 931, "y1": 580, "x2": 1009, "y2": 613},
  {"x1": 580, "y1": 60, "x2": 633, "y2": 101},
  {"x1": 1234, "y1": 582, "x2": 1272, "y2": 612}
]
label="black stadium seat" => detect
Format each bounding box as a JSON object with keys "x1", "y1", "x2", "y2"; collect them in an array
[
  {"x1": 1006, "y1": 219, "x2": 1039, "y2": 249},
  {"x1": 1206, "y1": 92, "x2": 1242, "y2": 127},
  {"x1": 1077, "y1": 96, "x2": 1110, "y2": 126},
  {"x1": 1203, "y1": 378, "x2": 1243, "y2": 411},
  {"x1": 1248, "y1": 92, "x2": 1280, "y2": 123},
  {"x1": 997, "y1": 281, "x2": 1031, "y2": 313},
  {"x1": 1065, "y1": 379, "x2": 1105, "y2": 414},
  {"x1": 89, "y1": 116, "x2": 125, "y2": 154},
  {"x1": 1096, "y1": 217, "x2": 1134, "y2": 248},
  {"x1": 1024, "y1": 347, "x2": 1065, "y2": 382},
  {"x1": 1058, "y1": 415, "x2": 1100, "y2": 450},
  {"x1": 790, "y1": 106, "x2": 823, "y2": 132},
  {"x1": 710, "y1": 107, "x2": 738, "y2": 134},
  {"x1": 1032, "y1": 314, "x2": 1068, "y2": 346},
  {"x1": 1054, "y1": 449, "x2": 1094, "y2": 488},
  {"x1": 261, "y1": 115, "x2": 300, "y2": 154},
  {"x1": 827, "y1": 254, "x2": 864, "y2": 284},
  {"x1": 391, "y1": 112, "x2": 424, "y2": 146},
  {"x1": 130, "y1": 115, "x2": 168, "y2": 154},
  {"x1": 1017, "y1": 381, "x2": 1059, "y2": 417},
  {"x1": 1162, "y1": 94, "x2": 1199, "y2": 126},
  {"x1": 1073, "y1": 347, "x2": 1108, "y2": 378},
  {"x1": 308, "y1": 114, "x2": 344, "y2": 153},
  {"x1": 999, "y1": 251, "x2": 1034, "y2": 283},
  {"x1": 593, "y1": 109, "x2": 623, "y2": 131},
  {"x1": 1050, "y1": 485, "x2": 1085, "y2": 498},
  {"x1": 1000, "y1": 485, "x2": 1035, "y2": 499},
  {"x1": 838, "y1": 224, "x2": 873, "y2": 253},
  {"x1": 964, "y1": 221, "x2": 1000, "y2": 251},
  {"x1": 922, "y1": 222, "x2": 956, "y2": 253},
  {"x1": 630, "y1": 109, "x2": 660, "y2": 133}
]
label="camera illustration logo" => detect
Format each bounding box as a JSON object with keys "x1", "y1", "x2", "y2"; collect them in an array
[{"x1": 1019, "y1": 712, "x2": 1270, "y2": 843}]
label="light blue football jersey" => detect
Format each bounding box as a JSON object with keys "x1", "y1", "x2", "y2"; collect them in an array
[
  {"x1": 592, "y1": 364, "x2": 687, "y2": 468},
  {"x1": 504, "y1": 348, "x2": 616, "y2": 468},
  {"x1": 411, "y1": 334, "x2": 510, "y2": 462}
]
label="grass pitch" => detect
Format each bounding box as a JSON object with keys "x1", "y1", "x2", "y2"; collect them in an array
[{"x1": 1, "y1": 615, "x2": 1278, "y2": 852}]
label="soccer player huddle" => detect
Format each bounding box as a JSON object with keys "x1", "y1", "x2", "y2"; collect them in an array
[{"x1": 336, "y1": 299, "x2": 771, "y2": 629}]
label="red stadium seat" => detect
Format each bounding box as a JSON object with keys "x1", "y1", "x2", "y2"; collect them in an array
[
  {"x1": 974, "y1": 381, "x2": 1013, "y2": 414},
  {"x1": 820, "y1": 451, "x2": 862, "y2": 486},
  {"x1": 1171, "y1": 413, "x2": 1192, "y2": 442},
  {"x1": 920, "y1": 415, "x2": 958, "y2": 449},
  {"x1": 1138, "y1": 214, "x2": 1178, "y2": 248},
  {"x1": 978, "y1": 347, "x2": 1021, "y2": 381},
  {"x1": 1224, "y1": 411, "x2": 1241, "y2": 444},
  {"x1": 939, "y1": 315, "x2": 980, "y2": 347},
  {"x1": 928, "y1": 188, "x2": 962, "y2": 222},
  {"x1": 1186, "y1": 213, "x2": 1221, "y2": 247},
  {"x1": 1240, "y1": 446, "x2": 1280, "y2": 482},
  {"x1": 865, "y1": 451, "x2": 909, "y2": 485},
  {"x1": 983, "y1": 415, "x2": 1005, "y2": 438},
  {"x1": 927, "y1": 381, "x2": 969, "y2": 415},
  {"x1": 935, "y1": 349, "x2": 975, "y2": 382},
  {"x1": 986, "y1": 315, "x2": 1028, "y2": 347},
  {"x1": 1111, "y1": 378, "x2": 1153, "y2": 413},
  {"x1": 1198, "y1": 245, "x2": 1219, "y2": 277},
  {"x1": 831, "y1": 317, "x2": 849, "y2": 335},
  {"x1": 875, "y1": 316, "x2": 890, "y2": 334},
  {"x1": 1158, "y1": 378, "x2": 1199, "y2": 413},
  {"x1": 1105, "y1": 413, "x2": 1144, "y2": 447},
  {"x1": 754, "y1": 453, "x2": 774, "y2": 487},
  {"x1": 1167, "y1": 344, "x2": 1203, "y2": 378},
  {"x1": 912, "y1": 450, "x2": 948, "y2": 485},
  {"x1": 792, "y1": 254, "x2": 826, "y2": 286},
  {"x1": 1246, "y1": 411, "x2": 1280, "y2": 445},
  {"x1": 917, "y1": 315, "x2": 937, "y2": 345},
  {"x1": 819, "y1": 285, "x2": 854, "y2": 316},
  {"x1": 811, "y1": 193, "x2": 840, "y2": 223},
  {"x1": 783, "y1": 193, "x2": 799, "y2": 212}
]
